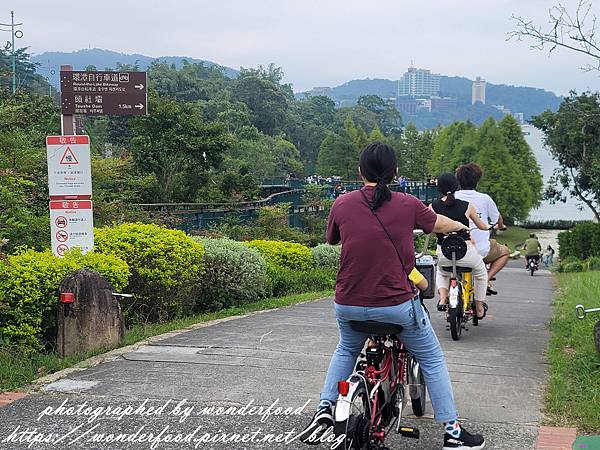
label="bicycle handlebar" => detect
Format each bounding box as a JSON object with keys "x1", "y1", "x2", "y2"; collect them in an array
[{"x1": 413, "y1": 230, "x2": 431, "y2": 259}]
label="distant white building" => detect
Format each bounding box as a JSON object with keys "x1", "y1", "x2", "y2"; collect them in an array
[
  {"x1": 472, "y1": 76, "x2": 486, "y2": 105},
  {"x1": 308, "y1": 86, "x2": 332, "y2": 97},
  {"x1": 398, "y1": 66, "x2": 440, "y2": 97},
  {"x1": 492, "y1": 104, "x2": 511, "y2": 115},
  {"x1": 513, "y1": 112, "x2": 525, "y2": 124}
]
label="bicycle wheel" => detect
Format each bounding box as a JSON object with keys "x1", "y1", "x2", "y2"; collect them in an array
[
  {"x1": 335, "y1": 382, "x2": 372, "y2": 450},
  {"x1": 408, "y1": 356, "x2": 427, "y2": 417},
  {"x1": 448, "y1": 298, "x2": 463, "y2": 341}
]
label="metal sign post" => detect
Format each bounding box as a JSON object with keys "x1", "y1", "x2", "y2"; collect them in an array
[{"x1": 60, "y1": 65, "x2": 76, "y2": 134}]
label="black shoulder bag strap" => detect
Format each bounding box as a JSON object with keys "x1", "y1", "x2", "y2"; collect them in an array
[{"x1": 359, "y1": 189, "x2": 417, "y2": 296}]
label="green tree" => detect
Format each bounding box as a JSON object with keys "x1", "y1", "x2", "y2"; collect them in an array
[
  {"x1": 476, "y1": 119, "x2": 531, "y2": 221},
  {"x1": 232, "y1": 66, "x2": 292, "y2": 135},
  {"x1": 398, "y1": 123, "x2": 435, "y2": 179},
  {"x1": 0, "y1": 173, "x2": 49, "y2": 251},
  {"x1": 532, "y1": 91, "x2": 600, "y2": 221},
  {"x1": 344, "y1": 116, "x2": 368, "y2": 150},
  {"x1": 316, "y1": 132, "x2": 358, "y2": 179},
  {"x1": 335, "y1": 106, "x2": 379, "y2": 135},
  {"x1": 429, "y1": 121, "x2": 477, "y2": 175},
  {"x1": 357, "y1": 95, "x2": 403, "y2": 135},
  {"x1": 130, "y1": 93, "x2": 233, "y2": 201},
  {"x1": 499, "y1": 114, "x2": 543, "y2": 208},
  {"x1": 0, "y1": 48, "x2": 54, "y2": 95},
  {"x1": 265, "y1": 136, "x2": 304, "y2": 177}
]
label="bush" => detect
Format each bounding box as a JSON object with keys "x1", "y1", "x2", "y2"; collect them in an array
[
  {"x1": 558, "y1": 222, "x2": 600, "y2": 260},
  {"x1": 193, "y1": 237, "x2": 268, "y2": 311},
  {"x1": 95, "y1": 223, "x2": 204, "y2": 323},
  {"x1": 311, "y1": 244, "x2": 341, "y2": 271},
  {"x1": 587, "y1": 256, "x2": 600, "y2": 271},
  {"x1": 245, "y1": 240, "x2": 314, "y2": 271},
  {"x1": 562, "y1": 261, "x2": 585, "y2": 273},
  {"x1": 561, "y1": 256, "x2": 580, "y2": 265},
  {"x1": 267, "y1": 266, "x2": 336, "y2": 297},
  {"x1": 0, "y1": 249, "x2": 129, "y2": 353}
]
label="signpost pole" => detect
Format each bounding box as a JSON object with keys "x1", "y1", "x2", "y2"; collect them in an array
[{"x1": 60, "y1": 65, "x2": 75, "y2": 135}]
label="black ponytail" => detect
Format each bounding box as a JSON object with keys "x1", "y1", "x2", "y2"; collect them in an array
[
  {"x1": 359, "y1": 142, "x2": 397, "y2": 210},
  {"x1": 436, "y1": 172, "x2": 459, "y2": 206}
]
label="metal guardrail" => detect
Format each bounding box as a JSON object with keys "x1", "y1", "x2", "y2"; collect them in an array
[{"x1": 133, "y1": 180, "x2": 438, "y2": 231}]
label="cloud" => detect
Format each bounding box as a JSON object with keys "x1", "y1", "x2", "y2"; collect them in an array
[{"x1": 7, "y1": 0, "x2": 597, "y2": 95}]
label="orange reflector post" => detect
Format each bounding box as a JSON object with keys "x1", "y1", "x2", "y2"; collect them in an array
[{"x1": 338, "y1": 380, "x2": 350, "y2": 396}]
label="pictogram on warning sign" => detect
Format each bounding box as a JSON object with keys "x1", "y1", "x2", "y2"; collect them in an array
[
  {"x1": 59, "y1": 147, "x2": 79, "y2": 165},
  {"x1": 55, "y1": 216, "x2": 68, "y2": 228},
  {"x1": 56, "y1": 244, "x2": 69, "y2": 256},
  {"x1": 56, "y1": 230, "x2": 68, "y2": 242}
]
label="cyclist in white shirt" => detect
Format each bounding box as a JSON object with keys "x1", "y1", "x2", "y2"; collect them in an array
[{"x1": 455, "y1": 163, "x2": 509, "y2": 295}]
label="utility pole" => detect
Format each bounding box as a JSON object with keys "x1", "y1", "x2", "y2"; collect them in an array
[{"x1": 0, "y1": 11, "x2": 24, "y2": 94}]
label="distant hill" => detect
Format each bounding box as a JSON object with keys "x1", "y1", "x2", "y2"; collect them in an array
[
  {"x1": 300, "y1": 76, "x2": 562, "y2": 129},
  {"x1": 32, "y1": 48, "x2": 239, "y2": 89}
]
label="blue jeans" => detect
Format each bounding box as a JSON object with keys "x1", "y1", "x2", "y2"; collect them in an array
[{"x1": 320, "y1": 300, "x2": 458, "y2": 423}]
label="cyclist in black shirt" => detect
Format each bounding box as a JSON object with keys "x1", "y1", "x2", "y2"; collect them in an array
[{"x1": 431, "y1": 173, "x2": 492, "y2": 319}]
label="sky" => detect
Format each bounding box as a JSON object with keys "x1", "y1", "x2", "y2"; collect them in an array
[{"x1": 4, "y1": 0, "x2": 600, "y2": 95}]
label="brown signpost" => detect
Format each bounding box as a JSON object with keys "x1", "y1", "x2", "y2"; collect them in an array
[{"x1": 60, "y1": 70, "x2": 147, "y2": 116}]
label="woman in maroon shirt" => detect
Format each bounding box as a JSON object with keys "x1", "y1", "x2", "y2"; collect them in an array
[{"x1": 299, "y1": 143, "x2": 485, "y2": 450}]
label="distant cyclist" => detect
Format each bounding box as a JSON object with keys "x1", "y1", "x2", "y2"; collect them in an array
[
  {"x1": 299, "y1": 142, "x2": 485, "y2": 450},
  {"x1": 455, "y1": 163, "x2": 509, "y2": 296},
  {"x1": 523, "y1": 233, "x2": 542, "y2": 268}
]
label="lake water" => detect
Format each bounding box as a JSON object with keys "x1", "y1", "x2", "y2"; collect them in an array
[{"x1": 522, "y1": 124, "x2": 595, "y2": 222}]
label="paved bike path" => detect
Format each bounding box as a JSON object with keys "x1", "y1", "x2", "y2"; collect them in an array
[{"x1": 0, "y1": 261, "x2": 553, "y2": 449}]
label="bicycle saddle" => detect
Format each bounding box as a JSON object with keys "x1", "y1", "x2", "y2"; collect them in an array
[
  {"x1": 349, "y1": 320, "x2": 404, "y2": 336},
  {"x1": 440, "y1": 234, "x2": 468, "y2": 261},
  {"x1": 441, "y1": 266, "x2": 472, "y2": 273}
]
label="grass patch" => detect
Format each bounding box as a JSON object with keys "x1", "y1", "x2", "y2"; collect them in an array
[
  {"x1": 0, "y1": 290, "x2": 333, "y2": 393},
  {"x1": 545, "y1": 272, "x2": 600, "y2": 432},
  {"x1": 494, "y1": 226, "x2": 531, "y2": 252}
]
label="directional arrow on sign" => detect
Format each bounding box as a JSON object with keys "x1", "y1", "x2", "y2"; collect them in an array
[
  {"x1": 135, "y1": 83, "x2": 144, "y2": 90},
  {"x1": 135, "y1": 103, "x2": 144, "y2": 110}
]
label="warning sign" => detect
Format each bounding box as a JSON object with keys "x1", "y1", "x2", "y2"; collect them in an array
[
  {"x1": 59, "y1": 147, "x2": 79, "y2": 165},
  {"x1": 46, "y1": 135, "x2": 92, "y2": 197},
  {"x1": 49, "y1": 200, "x2": 94, "y2": 256}
]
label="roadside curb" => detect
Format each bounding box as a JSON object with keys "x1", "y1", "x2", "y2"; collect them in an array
[
  {"x1": 21, "y1": 297, "x2": 329, "y2": 394},
  {"x1": 535, "y1": 426, "x2": 577, "y2": 450}
]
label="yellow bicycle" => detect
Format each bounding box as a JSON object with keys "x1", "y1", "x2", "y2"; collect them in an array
[{"x1": 440, "y1": 233, "x2": 479, "y2": 341}]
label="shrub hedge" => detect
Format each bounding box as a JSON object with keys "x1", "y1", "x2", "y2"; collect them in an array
[
  {"x1": 267, "y1": 266, "x2": 336, "y2": 297},
  {"x1": 561, "y1": 261, "x2": 585, "y2": 273},
  {"x1": 95, "y1": 223, "x2": 204, "y2": 323},
  {"x1": 245, "y1": 239, "x2": 314, "y2": 271},
  {"x1": 2, "y1": 228, "x2": 340, "y2": 356},
  {"x1": 0, "y1": 249, "x2": 129, "y2": 353},
  {"x1": 311, "y1": 244, "x2": 341, "y2": 271},
  {"x1": 194, "y1": 237, "x2": 267, "y2": 311},
  {"x1": 587, "y1": 256, "x2": 600, "y2": 271},
  {"x1": 558, "y1": 222, "x2": 600, "y2": 260}
]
